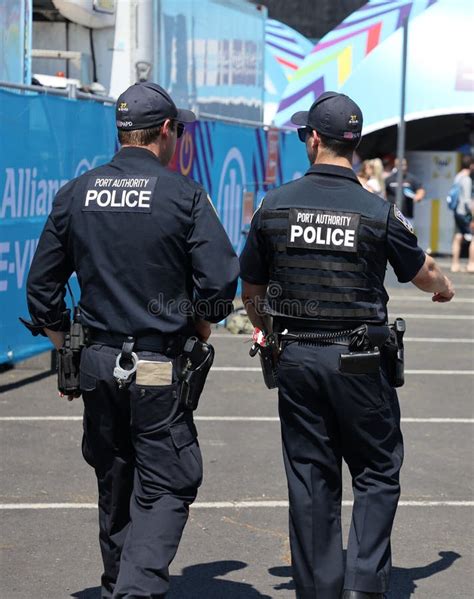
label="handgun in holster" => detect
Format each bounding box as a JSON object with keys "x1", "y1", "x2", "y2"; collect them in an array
[
  {"x1": 177, "y1": 337, "x2": 215, "y2": 410},
  {"x1": 383, "y1": 318, "x2": 406, "y2": 387},
  {"x1": 57, "y1": 307, "x2": 87, "y2": 396},
  {"x1": 249, "y1": 329, "x2": 279, "y2": 389}
]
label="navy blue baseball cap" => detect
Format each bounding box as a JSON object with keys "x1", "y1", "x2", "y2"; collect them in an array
[
  {"x1": 116, "y1": 82, "x2": 196, "y2": 130},
  {"x1": 291, "y1": 91, "x2": 363, "y2": 141}
]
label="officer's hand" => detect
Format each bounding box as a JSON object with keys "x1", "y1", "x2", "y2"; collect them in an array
[
  {"x1": 432, "y1": 277, "x2": 454, "y2": 303},
  {"x1": 195, "y1": 319, "x2": 212, "y2": 342},
  {"x1": 59, "y1": 391, "x2": 82, "y2": 401}
]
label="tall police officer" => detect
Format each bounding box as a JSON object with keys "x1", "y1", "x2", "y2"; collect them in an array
[
  {"x1": 23, "y1": 82, "x2": 239, "y2": 598},
  {"x1": 240, "y1": 92, "x2": 454, "y2": 599}
]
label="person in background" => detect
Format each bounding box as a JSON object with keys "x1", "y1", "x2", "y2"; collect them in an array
[
  {"x1": 357, "y1": 160, "x2": 375, "y2": 192},
  {"x1": 382, "y1": 155, "x2": 394, "y2": 180},
  {"x1": 367, "y1": 158, "x2": 386, "y2": 199},
  {"x1": 385, "y1": 158, "x2": 425, "y2": 223},
  {"x1": 451, "y1": 154, "x2": 474, "y2": 273}
]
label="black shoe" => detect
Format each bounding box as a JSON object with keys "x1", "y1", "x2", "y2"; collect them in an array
[{"x1": 342, "y1": 591, "x2": 384, "y2": 599}]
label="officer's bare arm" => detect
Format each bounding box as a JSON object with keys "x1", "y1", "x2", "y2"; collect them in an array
[
  {"x1": 411, "y1": 255, "x2": 454, "y2": 302},
  {"x1": 194, "y1": 320, "x2": 212, "y2": 342},
  {"x1": 242, "y1": 282, "x2": 269, "y2": 330},
  {"x1": 44, "y1": 328, "x2": 65, "y2": 351}
]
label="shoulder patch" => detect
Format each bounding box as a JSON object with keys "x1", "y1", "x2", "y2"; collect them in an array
[{"x1": 393, "y1": 205, "x2": 414, "y2": 234}]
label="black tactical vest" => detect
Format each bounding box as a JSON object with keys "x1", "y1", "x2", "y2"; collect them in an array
[{"x1": 259, "y1": 170, "x2": 392, "y2": 326}]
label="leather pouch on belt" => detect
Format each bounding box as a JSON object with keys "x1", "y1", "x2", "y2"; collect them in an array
[
  {"x1": 339, "y1": 349, "x2": 380, "y2": 374},
  {"x1": 136, "y1": 360, "x2": 173, "y2": 386}
]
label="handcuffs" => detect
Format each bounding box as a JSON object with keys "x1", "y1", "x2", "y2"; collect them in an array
[{"x1": 113, "y1": 336, "x2": 139, "y2": 388}]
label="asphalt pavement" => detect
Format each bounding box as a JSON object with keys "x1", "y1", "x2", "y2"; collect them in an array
[{"x1": 1, "y1": 266, "x2": 473, "y2": 599}]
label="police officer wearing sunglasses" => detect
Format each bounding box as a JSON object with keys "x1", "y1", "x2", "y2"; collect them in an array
[
  {"x1": 240, "y1": 92, "x2": 454, "y2": 599},
  {"x1": 23, "y1": 82, "x2": 239, "y2": 598}
]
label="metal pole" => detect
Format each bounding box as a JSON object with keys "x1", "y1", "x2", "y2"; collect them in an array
[
  {"x1": 395, "y1": 16, "x2": 409, "y2": 208},
  {"x1": 67, "y1": 82, "x2": 77, "y2": 99}
]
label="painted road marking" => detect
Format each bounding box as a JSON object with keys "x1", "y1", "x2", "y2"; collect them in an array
[{"x1": 0, "y1": 500, "x2": 473, "y2": 510}]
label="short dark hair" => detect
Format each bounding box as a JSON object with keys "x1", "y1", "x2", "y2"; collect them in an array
[
  {"x1": 118, "y1": 125, "x2": 162, "y2": 146},
  {"x1": 318, "y1": 133, "x2": 359, "y2": 160},
  {"x1": 461, "y1": 154, "x2": 473, "y2": 170}
]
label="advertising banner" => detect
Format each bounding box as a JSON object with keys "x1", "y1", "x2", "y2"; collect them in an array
[
  {"x1": 0, "y1": 89, "x2": 116, "y2": 364},
  {"x1": 169, "y1": 120, "x2": 306, "y2": 255}
]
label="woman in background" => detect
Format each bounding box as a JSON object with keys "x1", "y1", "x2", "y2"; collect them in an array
[{"x1": 368, "y1": 158, "x2": 386, "y2": 199}]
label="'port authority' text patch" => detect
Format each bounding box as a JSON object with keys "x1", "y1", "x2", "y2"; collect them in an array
[
  {"x1": 287, "y1": 208, "x2": 360, "y2": 253},
  {"x1": 82, "y1": 176, "x2": 157, "y2": 212}
]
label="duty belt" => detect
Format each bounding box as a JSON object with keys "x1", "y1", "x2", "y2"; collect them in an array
[{"x1": 87, "y1": 329, "x2": 185, "y2": 357}]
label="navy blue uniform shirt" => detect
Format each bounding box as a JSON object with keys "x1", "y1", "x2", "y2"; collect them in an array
[
  {"x1": 240, "y1": 164, "x2": 425, "y2": 285},
  {"x1": 25, "y1": 146, "x2": 239, "y2": 337}
]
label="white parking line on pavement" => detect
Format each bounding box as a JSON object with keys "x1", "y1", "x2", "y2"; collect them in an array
[
  {"x1": 211, "y1": 367, "x2": 474, "y2": 374},
  {"x1": 404, "y1": 337, "x2": 474, "y2": 343},
  {"x1": 1, "y1": 416, "x2": 472, "y2": 423},
  {"x1": 394, "y1": 314, "x2": 474, "y2": 320},
  {"x1": 1, "y1": 500, "x2": 473, "y2": 510}
]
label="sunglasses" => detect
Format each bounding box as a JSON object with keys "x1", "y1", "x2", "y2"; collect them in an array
[
  {"x1": 175, "y1": 122, "x2": 185, "y2": 138},
  {"x1": 297, "y1": 127, "x2": 313, "y2": 142},
  {"x1": 159, "y1": 120, "x2": 185, "y2": 138}
]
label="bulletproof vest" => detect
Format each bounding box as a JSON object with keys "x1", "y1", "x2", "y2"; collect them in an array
[{"x1": 260, "y1": 202, "x2": 391, "y2": 325}]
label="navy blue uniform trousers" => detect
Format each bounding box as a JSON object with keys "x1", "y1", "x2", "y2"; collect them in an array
[
  {"x1": 80, "y1": 344, "x2": 203, "y2": 599},
  {"x1": 277, "y1": 341, "x2": 403, "y2": 599}
]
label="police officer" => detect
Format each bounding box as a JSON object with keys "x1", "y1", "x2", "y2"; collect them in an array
[
  {"x1": 23, "y1": 82, "x2": 239, "y2": 598},
  {"x1": 240, "y1": 92, "x2": 454, "y2": 599}
]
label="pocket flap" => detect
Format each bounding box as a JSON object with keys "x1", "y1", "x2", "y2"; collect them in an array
[{"x1": 169, "y1": 420, "x2": 197, "y2": 449}]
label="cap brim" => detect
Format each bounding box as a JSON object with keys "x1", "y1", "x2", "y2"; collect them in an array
[
  {"x1": 290, "y1": 111, "x2": 310, "y2": 126},
  {"x1": 176, "y1": 108, "x2": 196, "y2": 123}
]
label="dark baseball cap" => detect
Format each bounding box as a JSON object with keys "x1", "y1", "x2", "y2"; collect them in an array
[
  {"x1": 116, "y1": 82, "x2": 196, "y2": 130},
  {"x1": 291, "y1": 91, "x2": 363, "y2": 141}
]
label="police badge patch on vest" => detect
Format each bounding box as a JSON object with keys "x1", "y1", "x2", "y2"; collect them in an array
[
  {"x1": 82, "y1": 177, "x2": 157, "y2": 212},
  {"x1": 287, "y1": 208, "x2": 360, "y2": 253},
  {"x1": 393, "y1": 205, "x2": 414, "y2": 234}
]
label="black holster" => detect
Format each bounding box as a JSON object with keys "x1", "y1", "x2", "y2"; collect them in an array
[
  {"x1": 57, "y1": 310, "x2": 87, "y2": 396},
  {"x1": 383, "y1": 318, "x2": 406, "y2": 387},
  {"x1": 177, "y1": 337, "x2": 215, "y2": 411},
  {"x1": 249, "y1": 333, "x2": 279, "y2": 390}
]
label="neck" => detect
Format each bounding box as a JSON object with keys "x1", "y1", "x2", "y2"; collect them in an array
[
  {"x1": 314, "y1": 151, "x2": 353, "y2": 170},
  {"x1": 121, "y1": 143, "x2": 161, "y2": 160}
]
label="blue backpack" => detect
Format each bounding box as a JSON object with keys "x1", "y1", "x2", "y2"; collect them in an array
[{"x1": 446, "y1": 182, "x2": 461, "y2": 211}]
